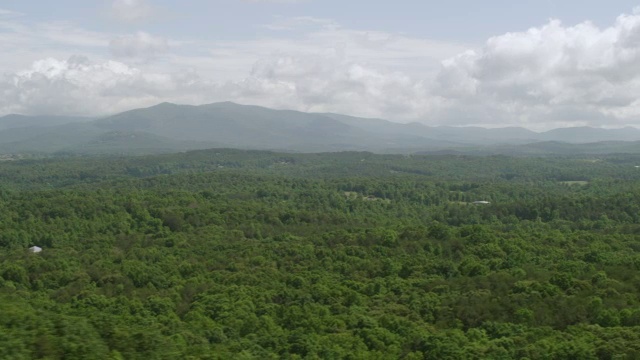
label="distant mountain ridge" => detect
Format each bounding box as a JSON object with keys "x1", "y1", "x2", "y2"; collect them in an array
[
  {"x1": 2, "y1": 101, "x2": 640, "y2": 155},
  {"x1": 0, "y1": 114, "x2": 92, "y2": 131}
]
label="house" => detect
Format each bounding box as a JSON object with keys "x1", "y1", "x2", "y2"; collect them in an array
[
  {"x1": 28, "y1": 246, "x2": 42, "y2": 253},
  {"x1": 473, "y1": 201, "x2": 491, "y2": 205}
]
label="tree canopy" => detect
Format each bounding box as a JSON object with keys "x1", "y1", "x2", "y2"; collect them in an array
[{"x1": 2, "y1": 150, "x2": 640, "y2": 358}]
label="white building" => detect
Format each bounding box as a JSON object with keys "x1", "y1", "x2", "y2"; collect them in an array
[{"x1": 28, "y1": 246, "x2": 42, "y2": 253}]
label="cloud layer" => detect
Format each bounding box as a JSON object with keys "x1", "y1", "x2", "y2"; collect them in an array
[
  {"x1": 6, "y1": 5, "x2": 640, "y2": 129},
  {"x1": 110, "y1": 0, "x2": 154, "y2": 23},
  {"x1": 0, "y1": 57, "x2": 211, "y2": 116},
  {"x1": 434, "y1": 9, "x2": 640, "y2": 128},
  {"x1": 109, "y1": 32, "x2": 169, "y2": 61}
]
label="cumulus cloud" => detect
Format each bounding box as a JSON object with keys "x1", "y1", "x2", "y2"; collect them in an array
[
  {"x1": 10, "y1": 7, "x2": 640, "y2": 129},
  {"x1": 218, "y1": 53, "x2": 431, "y2": 118},
  {"x1": 0, "y1": 52, "x2": 439, "y2": 121},
  {"x1": 433, "y1": 10, "x2": 640, "y2": 128},
  {"x1": 110, "y1": 0, "x2": 154, "y2": 22},
  {"x1": 109, "y1": 32, "x2": 169, "y2": 61},
  {"x1": 0, "y1": 57, "x2": 212, "y2": 116},
  {"x1": 206, "y1": 22, "x2": 468, "y2": 82},
  {"x1": 0, "y1": 7, "x2": 466, "y2": 121}
]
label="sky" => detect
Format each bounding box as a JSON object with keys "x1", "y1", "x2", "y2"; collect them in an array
[{"x1": 2, "y1": 1, "x2": 640, "y2": 129}]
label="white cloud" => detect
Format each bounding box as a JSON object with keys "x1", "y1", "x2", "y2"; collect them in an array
[
  {"x1": 110, "y1": 32, "x2": 169, "y2": 61},
  {"x1": 222, "y1": 53, "x2": 441, "y2": 119},
  {"x1": 205, "y1": 23, "x2": 468, "y2": 82},
  {"x1": 0, "y1": 17, "x2": 111, "y2": 76},
  {"x1": 432, "y1": 11, "x2": 640, "y2": 128},
  {"x1": 11, "y1": 8, "x2": 640, "y2": 130},
  {"x1": 0, "y1": 57, "x2": 212, "y2": 116},
  {"x1": 0, "y1": 52, "x2": 440, "y2": 121},
  {"x1": 0, "y1": 8, "x2": 467, "y2": 121},
  {"x1": 110, "y1": 0, "x2": 154, "y2": 22}
]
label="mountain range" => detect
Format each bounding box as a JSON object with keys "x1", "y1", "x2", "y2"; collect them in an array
[{"x1": 2, "y1": 101, "x2": 640, "y2": 155}]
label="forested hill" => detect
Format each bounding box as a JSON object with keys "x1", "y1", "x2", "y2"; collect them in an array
[{"x1": 3, "y1": 149, "x2": 640, "y2": 358}]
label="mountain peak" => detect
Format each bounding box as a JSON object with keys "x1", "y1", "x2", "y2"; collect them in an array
[
  {"x1": 151, "y1": 102, "x2": 180, "y2": 108},
  {"x1": 200, "y1": 101, "x2": 256, "y2": 110}
]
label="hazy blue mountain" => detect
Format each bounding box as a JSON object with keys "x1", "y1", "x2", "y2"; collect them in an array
[
  {"x1": 0, "y1": 114, "x2": 93, "y2": 131},
  {"x1": 96, "y1": 102, "x2": 351, "y2": 146},
  {"x1": 321, "y1": 114, "x2": 538, "y2": 145},
  {"x1": 0, "y1": 123, "x2": 105, "y2": 153},
  {"x1": 2, "y1": 101, "x2": 640, "y2": 155},
  {"x1": 538, "y1": 126, "x2": 640, "y2": 143},
  {"x1": 417, "y1": 141, "x2": 640, "y2": 156},
  {"x1": 70, "y1": 131, "x2": 218, "y2": 155},
  {"x1": 422, "y1": 126, "x2": 539, "y2": 145},
  {"x1": 95, "y1": 101, "x2": 459, "y2": 151}
]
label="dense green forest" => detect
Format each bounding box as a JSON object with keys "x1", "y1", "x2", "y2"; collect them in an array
[{"x1": 3, "y1": 150, "x2": 640, "y2": 359}]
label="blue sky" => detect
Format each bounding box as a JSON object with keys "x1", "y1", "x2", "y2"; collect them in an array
[
  {"x1": 6, "y1": 0, "x2": 639, "y2": 41},
  {"x1": 2, "y1": 0, "x2": 640, "y2": 129}
]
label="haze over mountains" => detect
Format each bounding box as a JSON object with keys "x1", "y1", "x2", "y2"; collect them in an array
[{"x1": 2, "y1": 101, "x2": 640, "y2": 155}]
